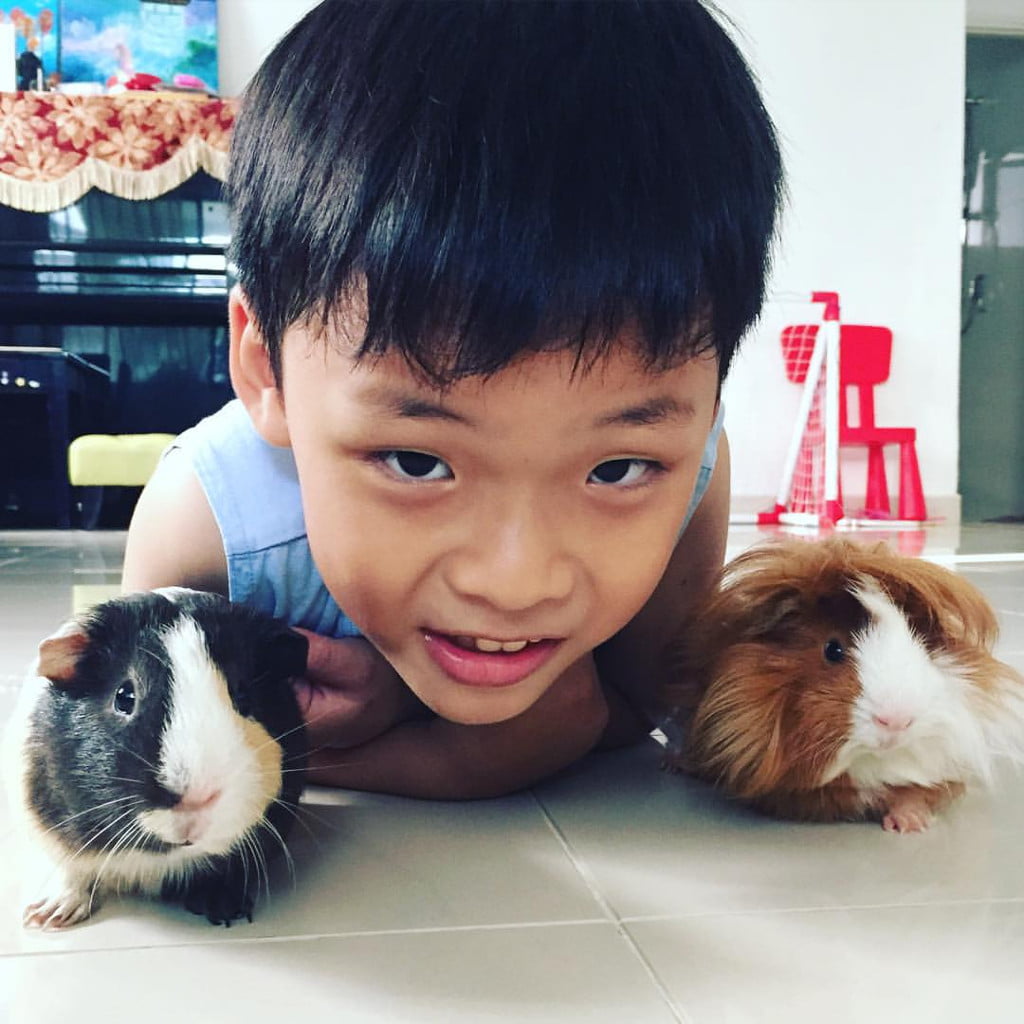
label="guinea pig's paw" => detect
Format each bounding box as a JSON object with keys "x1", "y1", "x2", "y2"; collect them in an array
[
  {"x1": 881, "y1": 793, "x2": 936, "y2": 834},
  {"x1": 178, "y1": 874, "x2": 255, "y2": 927},
  {"x1": 22, "y1": 888, "x2": 94, "y2": 930}
]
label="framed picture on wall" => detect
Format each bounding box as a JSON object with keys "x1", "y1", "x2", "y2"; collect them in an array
[
  {"x1": 60, "y1": 0, "x2": 218, "y2": 92},
  {"x1": 1, "y1": 3, "x2": 58, "y2": 88}
]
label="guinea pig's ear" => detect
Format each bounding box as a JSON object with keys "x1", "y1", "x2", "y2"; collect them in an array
[
  {"x1": 36, "y1": 619, "x2": 90, "y2": 688},
  {"x1": 735, "y1": 588, "x2": 804, "y2": 641},
  {"x1": 263, "y1": 626, "x2": 309, "y2": 680},
  {"x1": 869, "y1": 557, "x2": 999, "y2": 650}
]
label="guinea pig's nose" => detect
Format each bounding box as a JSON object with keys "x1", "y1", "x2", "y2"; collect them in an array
[
  {"x1": 176, "y1": 787, "x2": 221, "y2": 812},
  {"x1": 873, "y1": 712, "x2": 914, "y2": 733},
  {"x1": 148, "y1": 780, "x2": 181, "y2": 808}
]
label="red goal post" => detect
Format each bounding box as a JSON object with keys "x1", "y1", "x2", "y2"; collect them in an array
[{"x1": 732, "y1": 291, "x2": 844, "y2": 528}]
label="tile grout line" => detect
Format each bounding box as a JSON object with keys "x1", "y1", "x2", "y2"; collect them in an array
[
  {"x1": 617, "y1": 894, "x2": 1024, "y2": 924},
  {"x1": 531, "y1": 793, "x2": 690, "y2": 1024},
  {"x1": 0, "y1": 918, "x2": 621, "y2": 960}
]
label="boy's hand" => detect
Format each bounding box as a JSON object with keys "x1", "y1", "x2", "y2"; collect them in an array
[
  {"x1": 305, "y1": 653, "x2": 610, "y2": 798},
  {"x1": 292, "y1": 630, "x2": 426, "y2": 750}
]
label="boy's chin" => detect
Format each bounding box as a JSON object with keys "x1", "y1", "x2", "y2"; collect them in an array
[{"x1": 413, "y1": 687, "x2": 538, "y2": 727}]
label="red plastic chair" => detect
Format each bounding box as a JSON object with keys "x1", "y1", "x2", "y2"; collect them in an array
[{"x1": 780, "y1": 324, "x2": 927, "y2": 521}]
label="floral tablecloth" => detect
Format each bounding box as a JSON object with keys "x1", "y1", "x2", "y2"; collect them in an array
[{"x1": 0, "y1": 92, "x2": 237, "y2": 212}]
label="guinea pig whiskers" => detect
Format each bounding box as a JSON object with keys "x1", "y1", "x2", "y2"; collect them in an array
[
  {"x1": 34, "y1": 794, "x2": 142, "y2": 842},
  {"x1": 252, "y1": 828, "x2": 277, "y2": 902},
  {"x1": 80, "y1": 802, "x2": 146, "y2": 857},
  {"x1": 285, "y1": 740, "x2": 330, "y2": 762},
  {"x1": 234, "y1": 830, "x2": 258, "y2": 902},
  {"x1": 108, "y1": 738, "x2": 160, "y2": 775},
  {"x1": 89, "y1": 817, "x2": 148, "y2": 913},
  {"x1": 257, "y1": 815, "x2": 296, "y2": 889},
  {"x1": 28, "y1": 799, "x2": 144, "y2": 906},
  {"x1": 233, "y1": 824, "x2": 270, "y2": 906},
  {"x1": 105, "y1": 775, "x2": 151, "y2": 788},
  {"x1": 47, "y1": 801, "x2": 147, "y2": 876},
  {"x1": 138, "y1": 639, "x2": 174, "y2": 675},
  {"x1": 251, "y1": 716, "x2": 310, "y2": 754},
  {"x1": 269, "y1": 796, "x2": 326, "y2": 845},
  {"x1": 292, "y1": 735, "x2": 365, "y2": 762},
  {"x1": 249, "y1": 702, "x2": 340, "y2": 763},
  {"x1": 283, "y1": 761, "x2": 365, "y2": 779},
  {"x1": 43, "y1": 801, "x2": 146, "y2": 911}
]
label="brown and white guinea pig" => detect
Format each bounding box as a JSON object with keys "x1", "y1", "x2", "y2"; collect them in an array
[
  {"x1": 661, "y1": 538, "x2": 1024, "y2": 832},
  {"x1": 4, "y1": 588, "x2": 309, "y2": 930}
]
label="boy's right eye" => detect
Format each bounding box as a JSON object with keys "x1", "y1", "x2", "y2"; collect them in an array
[{"x1": 375, "y1": 450, "x2": 453, "y2": 482}]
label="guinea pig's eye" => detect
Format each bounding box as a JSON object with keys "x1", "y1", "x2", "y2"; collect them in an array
[
  {"x1": 113, "y1": 681, "x2": 136, "y2": 717},
  {"x1": 823, "y1": 639, "x2": 846, "y2": 664}
]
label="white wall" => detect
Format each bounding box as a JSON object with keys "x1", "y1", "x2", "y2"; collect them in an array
[
  {"x1": 967, "y1": 0, "x2": 1024, "y2": 33},
  {"x1": 0, "y1": 24, "x2": 15, "y2": 92},
  {"x1": 718, "y1": 0, "x2": 966, "y2": 511},
  {"x1": 217, "y1": 0, "x2": 968, "y2": 512},
  {"x1": 218, "y1": 0, "x2": 320, "y2": 97}
]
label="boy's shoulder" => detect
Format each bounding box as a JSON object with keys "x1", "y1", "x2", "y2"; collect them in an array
[
  {"x1": 174, "y1": 399, "x2": 306, "y2": 554},
  {"x1": 171, "y1": 400, "x2": 359, "y2": 637}
]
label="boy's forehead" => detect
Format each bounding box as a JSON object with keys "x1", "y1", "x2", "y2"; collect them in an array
[
  {"x1": 333, "y1": 344, "x2": 719, "y2": 432},
  {"x1": 284, "y1": 302, "x2": 720, "y2": 420},
  {"x1": 343, "y1": 341, "x2": 717, "y2": 392}
]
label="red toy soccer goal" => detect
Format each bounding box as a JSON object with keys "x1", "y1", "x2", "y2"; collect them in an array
[{"x1": 734, "y1": 291, "x2": 928, "y2": 529}]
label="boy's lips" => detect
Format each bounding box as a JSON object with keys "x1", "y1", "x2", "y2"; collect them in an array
[{"x1": 422, "y1": 631, "x2": 562, "y2": 688}]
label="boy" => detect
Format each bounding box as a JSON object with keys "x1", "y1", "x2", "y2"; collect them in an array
[{"x1": 122, "y1": 0, "x2": 782, "y2": 799}]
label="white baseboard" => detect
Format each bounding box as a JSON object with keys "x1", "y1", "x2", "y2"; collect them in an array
[{"x1": 729, "y1": 493, "x2": 962, "y2": 525}]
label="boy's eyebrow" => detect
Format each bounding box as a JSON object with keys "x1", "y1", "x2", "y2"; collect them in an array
[
  {"x1": 594, "y1": 396, "x2": 696, "y2": 428},
  {"x1": 366, "y1": 389, "x2": 472, "y2": 424},
  {"x1": 364, "y1": 390, "x2": 696, "y2": 428}
]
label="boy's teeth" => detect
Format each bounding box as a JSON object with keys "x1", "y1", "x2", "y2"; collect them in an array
[{"x1": 453, "y1": 636, "x2": 534, "y2": 653}]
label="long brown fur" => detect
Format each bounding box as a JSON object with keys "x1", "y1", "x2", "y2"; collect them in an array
[{"x1": 661, "y1": 537, "x2": 1019, "y2": 826}]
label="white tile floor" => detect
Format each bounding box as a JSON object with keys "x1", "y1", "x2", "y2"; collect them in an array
[{"x1": 2, "y1": 522, "x2": 1024, "y2": 1023}]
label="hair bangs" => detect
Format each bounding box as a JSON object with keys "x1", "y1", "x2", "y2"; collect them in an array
[{"x1": 228, "y1": 0, "x2": 782, "y2": 386}]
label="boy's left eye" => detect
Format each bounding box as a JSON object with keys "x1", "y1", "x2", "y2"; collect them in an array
[
  {"x1": 587, "y1": 458, "x2": 660, "y2": 486},
  {"x1": 377, "y1": 450, "x2": 453, "y2": 481}
]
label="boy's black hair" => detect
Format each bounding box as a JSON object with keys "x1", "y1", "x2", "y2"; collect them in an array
[{"x1": 228, "y1": 0, "x2": 783, "y2": 386}]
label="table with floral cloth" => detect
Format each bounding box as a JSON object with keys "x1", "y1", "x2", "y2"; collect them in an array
[{"x1": 0, "y1": 92, "x2": 237, "y2": 212}]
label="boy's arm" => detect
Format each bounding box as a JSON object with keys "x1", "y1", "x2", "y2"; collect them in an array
[
  {"x1": 304, "y1": 653, "x2": 608, "y2": 799},
  {"x1": 121, "y1": 448, "x2": 230, "y2": 594},
  {"x1": 594, "y1": 429, "x2": 731, "y2": 746}
]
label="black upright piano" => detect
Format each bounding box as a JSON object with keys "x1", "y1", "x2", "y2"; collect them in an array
[{"x1": 0, "y1": 173, "x2": 234, "y2": 527}]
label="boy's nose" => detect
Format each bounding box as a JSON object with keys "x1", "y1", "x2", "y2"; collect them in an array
[{"x1": 445, "y1": 510, "x2": 576, "y2": 613}]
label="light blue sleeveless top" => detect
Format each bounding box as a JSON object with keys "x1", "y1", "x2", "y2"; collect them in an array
[{"x1": 173, "y1": 398, "x2": 724, "y2": 639}]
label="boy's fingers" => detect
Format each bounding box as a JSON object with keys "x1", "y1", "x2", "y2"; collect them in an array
[
  {"x1": 292, "y1": 628, "x2": 379, "y2": 691},
  {"x1": 293, "y1": 677, "x2": 369, "y2": 746},
  {"x1": 288, "y1": 629, "x2": 422, "y2": 748}
]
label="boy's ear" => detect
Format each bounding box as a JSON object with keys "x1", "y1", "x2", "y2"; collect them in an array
[{"x1": 228, "y1": 286, "x2": 291, "y2": 447}]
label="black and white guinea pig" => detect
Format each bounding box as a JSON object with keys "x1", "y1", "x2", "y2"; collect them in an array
[
  {"x1": 4, "y1": 588, "x2": 309, "y2": 929},
  {"x1": 661, "y1": 538, "x2": 1024, "y2": 832}
]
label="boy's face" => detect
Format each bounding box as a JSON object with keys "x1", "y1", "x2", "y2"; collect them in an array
[{"x1": 253, "y1": 310, "x2": 719, "y2": 726}]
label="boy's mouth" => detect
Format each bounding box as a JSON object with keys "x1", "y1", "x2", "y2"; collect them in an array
[
  {"x1": 449, "y1": 635, "x2": 546, "y2": 653},
  {"x1": 422, "y1": 631, "x2": 562, "y2": 688}
]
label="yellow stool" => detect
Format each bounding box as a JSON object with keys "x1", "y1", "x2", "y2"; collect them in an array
[
  {"x1": 67, "y1": 433, "x2": 175, "y2": 527},
  {"x1": 72, "y1": 583, "x2": 122, "y2": 615},
  {"x1": 68, "y1": 433, "x2": 175, "y2": 487}
]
